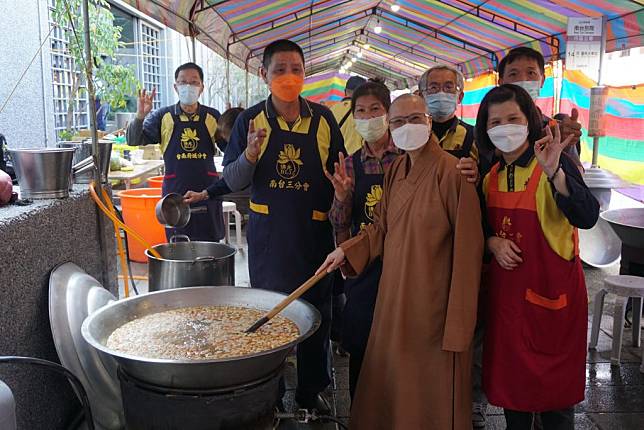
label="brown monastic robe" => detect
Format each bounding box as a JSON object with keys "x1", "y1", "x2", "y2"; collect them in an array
[{"x1": 340, "y1": 137, "x2": 483, "y2": 429}]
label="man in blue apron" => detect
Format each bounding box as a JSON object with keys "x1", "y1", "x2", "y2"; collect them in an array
[
  {"x1": 222, "y1": 40, "x2": 345, "y2": 412},
  {"x1": 127, "y1": 62, "x2": 226, "y2": 241}
]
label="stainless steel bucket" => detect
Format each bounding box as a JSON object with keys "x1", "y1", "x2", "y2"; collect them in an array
[
  {"x1": 9, "y1": 148, "x2": 76, "y2": 199},
  {"x1": 115, "y1": 113, "x2": 136, "y2": 130},
  {"x1": 145, "y1": 236, "x2": 236, "y2": 291},
  {"x1": 61, "y1": 140, "x2": 112, "y2": 184}
]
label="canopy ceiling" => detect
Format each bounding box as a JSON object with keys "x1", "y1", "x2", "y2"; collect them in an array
[{"x1": 123, "y1": 0, "x2": 644, "y2": 87}]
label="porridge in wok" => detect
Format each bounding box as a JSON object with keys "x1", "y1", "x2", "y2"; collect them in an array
[{"x1": 106, "y1": 305, "x2": 300, "y2": 360}]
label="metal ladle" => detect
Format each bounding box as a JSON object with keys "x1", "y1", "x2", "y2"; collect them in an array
[{"x1": 155, "y1": 193, "x2": 207, "y2": 228}]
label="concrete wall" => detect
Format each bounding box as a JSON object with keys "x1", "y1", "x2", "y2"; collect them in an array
[
  {"x1": 0, "y1": 0, "x2": 55, "y2": 149},
  {"x1": 0, "y1": 186, "x2": 117, "y2": 429}
]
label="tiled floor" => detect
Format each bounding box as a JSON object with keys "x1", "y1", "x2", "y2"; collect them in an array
[{"x1": 117, "y1": 227, "x2": 644, "y2": 429}]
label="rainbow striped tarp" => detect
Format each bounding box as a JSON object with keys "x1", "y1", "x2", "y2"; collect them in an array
[
  {"x1": 124, "y1": 0, "x2": 643, "y2": 86},
  {"x1": 460, "y1": 66, "x2": 556, "y2": 125},
  {"x1": 302, "y1": 72, "x2": 348, "y2": 103},
  {"x1": 561, "y1": 70, "x2": 644, "y2": 184},
  {"x1": 458, "y1": 69, "x2": 644, "y2": 185}
]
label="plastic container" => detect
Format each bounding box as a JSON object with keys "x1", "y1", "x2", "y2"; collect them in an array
[
  {"x1": 117, "y1": 188, "x2": 166, "y2": 262},
  {"x1": 147, "y1": 175, "x2": 164, "y2": 188}
]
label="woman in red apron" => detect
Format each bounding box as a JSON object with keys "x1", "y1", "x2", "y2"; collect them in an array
[{"x1": 475, "y1": 84, "x2": 599, "y2": 429}]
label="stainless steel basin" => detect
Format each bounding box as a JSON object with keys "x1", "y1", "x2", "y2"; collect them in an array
[{"x1": 81, "y1": 286, "x2": 321, "y2": 389}]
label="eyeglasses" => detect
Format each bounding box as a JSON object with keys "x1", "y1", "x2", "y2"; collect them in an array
[
  {"x1": 423, "y1": 82, "x2": 460, "y2": 95},
  {"x1": 176, "y1": 81, "x2": 201, "y2": 86},
  {"x1": 389, "y1": 113, "x2": 430, "y2": 129}
]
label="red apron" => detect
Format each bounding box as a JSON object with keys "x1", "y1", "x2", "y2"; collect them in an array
[{"x1": 482, "y1": 162, "x2": 587, "y2": 412}]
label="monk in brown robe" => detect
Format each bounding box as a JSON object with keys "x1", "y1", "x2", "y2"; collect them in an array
[{"x1": 318, "y1": 94, "x2": 484, "y2": 429}]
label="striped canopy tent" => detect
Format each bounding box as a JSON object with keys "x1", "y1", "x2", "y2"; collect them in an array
[{"x1": 122, "y1": 0, "x2": 643, "y2": 88}]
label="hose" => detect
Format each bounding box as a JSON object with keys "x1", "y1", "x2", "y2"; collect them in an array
[
  {"x1": 318, "y1": 415, "x2": 349, "y2": 429},
  {"x1": 89, "y1": 182, "x2": 162, "y2": 259},
  {"x1": 0, "y1": 356, "x2": 94, "y2": 430},
  {"x1": 112, "y1": 204, "x2": 140, "y2": 296},
  {"x1": 274, "y1": 410, "x2": 348, "y2": 429},
  {"x1": 117, "y1": 275, "x2": 148, "y2": 280},
  {"x1": 89, "y1": 182, "x2": 161, "y2": 297},
  {"x1": 99, "y1": 187, "x2": 131, "y2": 297}
]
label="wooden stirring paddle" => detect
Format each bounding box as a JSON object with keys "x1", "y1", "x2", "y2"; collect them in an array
[{"x1": 245, "y1": 271, "x2": 329, "y2": 333}]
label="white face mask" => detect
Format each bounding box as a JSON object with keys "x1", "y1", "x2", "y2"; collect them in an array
[
  {"x1": 487, "y1": 124, "x2": 529, "y2": 153},
  {"x1": 424, "y1": 92, "x2": 458, "y2": 119},
  {"x1": 512, "y1": 80, "x2": 541, "y2": 101},
  {"x1": 391, "y1": 123, "x2": 430, "y2": 152},
  {"x1": 354, "y1": 115, "x2": 388, "y2": 143},
  {"x1": 177, "y1": 84, "x2": 200, "y2": 105}
]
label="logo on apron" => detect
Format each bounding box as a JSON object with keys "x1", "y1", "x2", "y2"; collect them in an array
[
  {"x1": 180, "y1": 128, "x2": 200, "y2": 152},
  {"x1": 276, "y1": 144, "x2": 303, "y2": 179},
  {"x1": 364, "y1": 184, "x2": 383, "y2": 222},
  {"x1": 498, "y1": 215, "x2": 523, "y2": 243}
]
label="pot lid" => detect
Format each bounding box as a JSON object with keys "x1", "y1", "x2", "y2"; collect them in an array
[{"x1": 49, "y1": 263, "x2": 124, "y2": 429}]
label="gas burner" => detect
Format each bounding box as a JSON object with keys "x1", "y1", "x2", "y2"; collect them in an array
[{"x1": 118, "y1": 366, "x2": 281, "y2": 430}]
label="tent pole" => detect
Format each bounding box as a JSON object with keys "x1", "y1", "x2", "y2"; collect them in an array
[
  {"x1": 226, "y1": 53, "x2": 231, "y2": 107},
  {"x1": 591, "y1": 16, "x2": 607, "y2": 168},
  {"x1": 245, "y1": 68, "x2": 249, "y2": 108},
  {"x1": 191, "y1": 36, "x2": 196, "y2": 62}
]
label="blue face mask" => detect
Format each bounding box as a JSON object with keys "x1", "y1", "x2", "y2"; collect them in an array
[{"x1": 424, "y1": 92, "x2": 458, "y2": 119}]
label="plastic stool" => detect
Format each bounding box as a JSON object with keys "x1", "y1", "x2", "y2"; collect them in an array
[
  {"x1": 222, "y1": 201, "x2": 242, "y2": 249},
  {"x1": 589, "y1": 275, "x2": 644, "y2": 372}
]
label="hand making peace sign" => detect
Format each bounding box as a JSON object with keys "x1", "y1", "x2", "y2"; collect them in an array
[
  {"x1": 245, "y1": 119, "x2": 267, "y2": 164},
  {"x1": 324, "y1": 152, "x2": 353, "y2": 202}
]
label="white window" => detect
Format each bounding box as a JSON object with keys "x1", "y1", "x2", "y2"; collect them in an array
[
  {"x1": 138, "y1": 21, "x2": 162, "y2": 110},
  {"x1": 48, "y1": 0, "x2": 89, "y2": 133}
]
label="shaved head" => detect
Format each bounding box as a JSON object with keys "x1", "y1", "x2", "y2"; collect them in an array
[
  {"x1": 388, "y1": 93, "x2": 432, "y2": 156},
  {"x1": 390, "y1": 94, "x2": 428, "y2": 118}
]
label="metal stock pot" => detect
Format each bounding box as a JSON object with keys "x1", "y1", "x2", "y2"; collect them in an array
[{"x1": 145, "y1": 235, "x2": 235, "y2": 291}]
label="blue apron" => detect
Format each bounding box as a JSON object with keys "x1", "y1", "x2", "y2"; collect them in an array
[
  {"x1": 341, "y1": 152, "x2": 384, "y2": 398},
  {"x1": 247, "y1": 111, "x2": 335, "y2": 395},
  {"x1": 162, "y1": 107, "x2": 224, "y2": 242}
]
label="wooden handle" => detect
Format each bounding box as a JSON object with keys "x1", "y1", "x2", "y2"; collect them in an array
[
  {"x1": 268, "y1": 271, "x2": 328, "y2": 319},
  {"x1": 245, "y1": 271, "x2": 328, "y2": 333}
]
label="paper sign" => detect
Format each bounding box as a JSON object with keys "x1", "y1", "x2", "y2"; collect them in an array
[
  {"x1": 566, "y1": 17, "x2": 604, "y2": 81},
  {"x1": 588, "y1": 86, "x2": 609, "y2": 137}
]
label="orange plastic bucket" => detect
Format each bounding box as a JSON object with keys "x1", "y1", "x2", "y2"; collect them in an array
[
  {"x1": 117, "y1": 188, "x2": 166, "y2": 262},
  {"x1": 147, "y1": 175, "x2": 164, "y2": 188}
]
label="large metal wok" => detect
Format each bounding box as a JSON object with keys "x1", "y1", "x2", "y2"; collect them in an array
[
  {"x1": 81, "y1": 286, "x2": 320, "y2": 390},
  {"x1": 600, "y1": 207, "x2": 644, "y2": 248}
]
